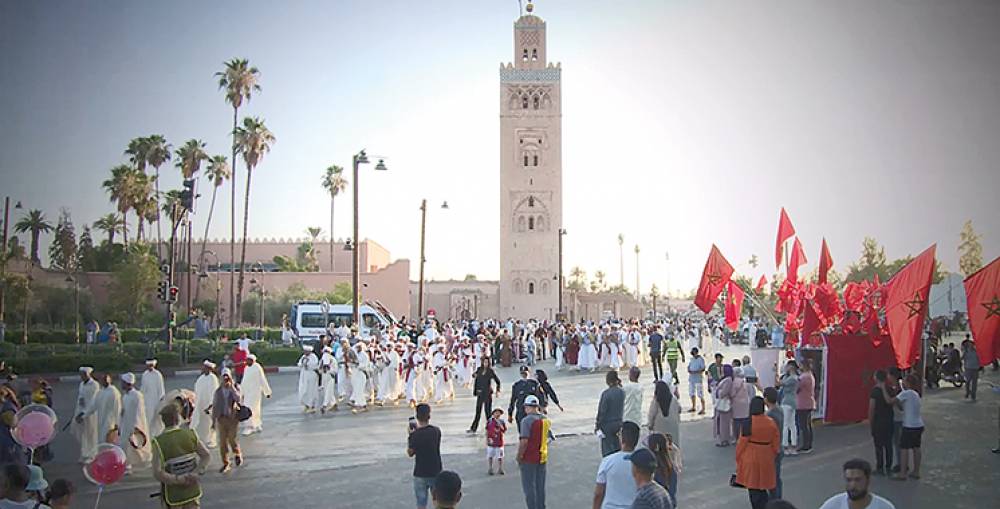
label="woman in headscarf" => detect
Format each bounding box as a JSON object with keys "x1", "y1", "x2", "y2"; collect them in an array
[
  {"x1": 735, "y1": 396, "x2": 780, "y2": 509},
  {"x1": 648, "y1": 432, "x2": 682, "y2": 507},
  {"x1": 731, "y1": 366, "x2": 751, "y2": 441},
  {"x1": 647, "y1": 380, "x2": 681, "y2": 447},
  {"x1": 713, "y1": 364, "x2": 735, "y2": 446}
]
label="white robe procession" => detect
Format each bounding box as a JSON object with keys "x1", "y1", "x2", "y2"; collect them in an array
[
  {"x1": 140, "y1": 368, "x2": 166, "y2": 437},
  {"x1": 297, "y1": 352, "x2": 320, "y2": 410},
  {"x1": 350, "y1": 349, "x2": 371, "y2": 409},
  {"x1": 625, "y1": 331, "x2": 641, "y2": 367},
  {"x1": 404, "y1": 351, "x2": 422, "y2": 404},
  {"x1": 87, "y1": 384, "x2": 121, "y2": 445},
  {"x1": 120, "y1": 388, "x2": 152, "y2": 470},
  {"x1": 319, "y1": 352, "x2": 339, "y2": 411},
  {"x1": 419, "y1": 354, "x2": 434, "y2": 402},
  {"x1": 72, "y1": 378, "x2": 100, "y2": 462},
  {"x1": 241, "y1": 362, "x2": 272, "y2": 433},
  {"x1": 579, "y1": 334, "x2": 598, "y2": 370},
  {"x1": 432, "y1": 350, "x2": 453, "y2": 403},
  {"x1": 192, "y1": 372, "x2": 219, "y2": 448},
  {"x1": 554, "y1": 335, "x2": 565, "y2": 370},
  {"x1": 378, "y1": 349, "x2": 400, "y2": 403},
  {"x1": 335, "y1": 347, "x2": 351, "y2": 400}
]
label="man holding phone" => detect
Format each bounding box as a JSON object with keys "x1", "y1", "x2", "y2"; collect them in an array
[{"x1": 407, "y1": 404, "x2": 442, "y2": 509}]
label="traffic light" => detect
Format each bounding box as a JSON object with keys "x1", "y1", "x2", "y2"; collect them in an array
[
  {"x1": 168, "y1": 285, "x2": 180, "y2": 304},
  {"x1": 180, "y1": 179, "x2": 196, "y2": 212},
  {"x1": 157, "y1": 280, "x2": 169, "y2": 302}
]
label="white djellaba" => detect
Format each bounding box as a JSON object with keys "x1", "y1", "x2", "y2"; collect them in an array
[
  {"x1": 241, "y1": 355, "x2": 272, "y2": 434},
  {"x1": 378, "y1": 346, "x2": 401, "y2": 404},
  {"x1": 140, "y1": 359, "x2": 166, "y2": 437},
  {"x1": 350, "y1": 344, "x2": 371, "y2": 412},
  {"x1": 297, "y1": 346, "x2": 320, "y2": 412},
  {"x1": 319, "y1": 347, "x2": 339, "y2": 412},
  {"x1": 336, "y1": 342, "x2": 352, "y2": 400},
  {"x1": 432, "y1": 347, "x2": 454, "y2": 404},
  {"x1": 72, "y1": 367, "x2": 100, "y2": 463},
  {"x1": 191, "y1": 362, "x2": 219, "y2": 448},
  {"x1": 119, "y1": 373, "x2": 152, "y2": 472},
  {"x1": 403, "y1": 348, "x2": 422, "y2": 406},
  {"x1": 85, "y1": 377, "x2": 121, "y2": 446}
]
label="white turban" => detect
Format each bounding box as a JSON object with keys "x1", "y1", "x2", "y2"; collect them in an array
[
  {"x1": 145, "y1": 359, "x2": 158, "y2": 367},
  {"x1": 203, "y1": 360, "x2": 217, "y2": 369},
  {"x1": 79, "y1": 366, "x2": 94, "y2": 375},
  {"x1": 302, "y1": 345, "x2": 314, "y2": 352},
  {"x1": 247, "y1": 354, "x2": 258, "y2": 361},
  {"x1": 120, "y1": 372, "x2": 136, "y2": 385}
]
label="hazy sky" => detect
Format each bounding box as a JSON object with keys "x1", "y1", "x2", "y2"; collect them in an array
[{"x1": 2, "y1": 0, "x2": 999, "y2": 294}]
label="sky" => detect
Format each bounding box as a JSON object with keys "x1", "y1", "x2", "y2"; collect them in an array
[{"x1": 2, "y1": 0, "x2": 999, "y2": 295}]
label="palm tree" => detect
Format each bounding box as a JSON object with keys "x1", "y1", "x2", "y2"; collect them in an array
[
  {"x1": 193, "y1": 155, "x2": 231, "y2": 302},
  {"x1": 145, "y1": 135, "x2": 172, "y2": 250},
  {"x1": 617, "y1": 233, "x2": 625, "y2": 287},
  {"x1": 175, "y1": 139, "x2": 209, "y2": 179},
  {"x1": 569, "y1": 266, "x2": 586, "y2": 288},
  {"x1": 93, "y1": 213, "x2": 124, "y2": 246},
  {"x1": 102, "y1": 164, "x2": 142, "y2": 247},
  {"x1": 594, "y1": 270, "x2": 607, "y2": 291},
  {"x1": 14, "y1": 210, "x2": 53, "y2": 263},
  {"x1": 216, "y1": 58, "x2": 261, "y2": 327},
  {"x1": 233, "y1": 116, "x2": 275, "y2": 324},
  {"x1": 129, "y1": 171, "x2": 155, "y2": 243},
  {"x1": 321, "y1": 165, "x2": 348, "y2": 271}
]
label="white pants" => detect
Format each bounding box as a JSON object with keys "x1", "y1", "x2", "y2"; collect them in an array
[{"x1": 781, "y1": 404, "x2": 797, "y2": 448}]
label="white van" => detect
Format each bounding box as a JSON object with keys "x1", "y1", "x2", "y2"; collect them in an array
[{"x1": 289, "y1": 301, "x2": 390, "y2": 343}]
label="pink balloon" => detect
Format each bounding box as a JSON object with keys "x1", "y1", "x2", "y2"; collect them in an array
[
  {"x1": 12, "y1": 411, "x2": 55, "y2": 448},
  {"x1": 84, "y1": 444, "x2": 127, "y2": 486}
]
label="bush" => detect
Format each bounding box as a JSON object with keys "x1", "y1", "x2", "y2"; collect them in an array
[{"x1": 257, "y1": 348, "x2": 301, "y2": 367}]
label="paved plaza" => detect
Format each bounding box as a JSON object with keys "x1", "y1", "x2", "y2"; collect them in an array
[{"x1": 41, "y1": 344, "x2": 1000, "y2": 509}]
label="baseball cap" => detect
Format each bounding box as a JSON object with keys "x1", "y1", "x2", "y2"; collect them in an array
[
  {"x1": 629, "y1": 448, "x2": 658, "y2": 473},
  {"x1": 523, "y1": 395, "x2": 540, "y2": 407}
]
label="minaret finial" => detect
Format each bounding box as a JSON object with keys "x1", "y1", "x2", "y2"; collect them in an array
[{"x1": 526, "y1": 0, "x2": 534, "y2": 14}]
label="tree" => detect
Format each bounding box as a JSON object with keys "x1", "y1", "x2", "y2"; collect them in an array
[
  {"x1": 175, "y1": 139, "x2": 209, "y2": 179},
  {"x1": 102, "y1": 164, "x2": 144, "y2": 246},
  {"x1": 321, "y1": 165, "x2": 348, "y2": 272},
  {"x1": 845, "y1": 237, "x2": 888, "y2": 283},
  {"x1": 886, "y1": 256, "x2": 946, "y2": 284},
  {"x1": 144, "y1": 135, "x2": 172, "y2": 248},
  {"x1": 93, "y1": 213, "x2": 124, "y2": 247},
  {"x1": 958, "y1": 220, "x2": 983, "y2": 277},
  {"x1": 14, "y1": 209, "x2": 53, "y2": 263},
  {"x1": 4, "y1": 236, "x2": 26, "y2": 262},
  {"x1": 105, "y1": 245, "x2": 160, "y2": 326},
  {"x1": 48, "y1": 209, "x2": 78, "y2": 271},
  {"x1": 194, "y1": 155, "x2": 230, "y2": 302},
  {"x1": 568, "y1": 266, "x2": 586, "y2": 291},
  {"x1": 216, "y1": 58, "x2": 261, "y2": 327},
  {"x1": 464, "y1": 274, "x2": 478, "y2": 281},
  {"x1": 233, "y1": 116, "x2": 275, "y2": 324},
  {"x1": 594, "y1": 270, "x2": 607, "y2": 291},
  {"x1": 77, "y1": 226, "x2": 97, "y2": 272}
]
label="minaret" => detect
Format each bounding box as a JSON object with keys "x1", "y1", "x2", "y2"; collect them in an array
[{"x1": 499, "y1": 1, "x2": 562, "y2": 320}]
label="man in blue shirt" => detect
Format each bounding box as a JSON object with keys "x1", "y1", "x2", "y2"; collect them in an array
[
  {"x1": 647, "y1": 326, "x2": 665, "y2": 382},
  {"x1": 687, "y1": 348, "x2": 706, "y2": 415}
]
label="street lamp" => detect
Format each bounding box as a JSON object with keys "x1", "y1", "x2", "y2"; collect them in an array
[
  {"x1": 351, "y1": 149, "x2": 388, "y2": 327},
  {"x1": 417, "y1": 199, "x2": 449, "y2": 319},
  {"x1": 200, "y1": 250, "x2": 221, "y2": 330},
  {"x1": 0, "y1": 197, "x2": 23, "y2": 332},
  {"x1": 557, "y1": 228, "x2": 566, "y2": 321},
  {"x1": 65, "y1": 274, "x2": 80, "y2": 343}
]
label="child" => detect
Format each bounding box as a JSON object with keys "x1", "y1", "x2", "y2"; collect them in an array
[{"x1": 486, "y1": 408, "x2": 507, "y2": 475}]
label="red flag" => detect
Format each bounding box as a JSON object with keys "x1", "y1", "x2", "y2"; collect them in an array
[
  {"x1": 756, "y1": 275, "x2": 767, "y2": 291},
  {"x1": 801, "y1": 300, "x2": 822, "y2": 342},
  {"x1": 694, "y1": 244, "x2": 735, "y2": 313},
  {"x1": 818, "y1": 238, "x2": 834, "y2": 284},
  {"x1": 844, "y1": 282, "x2": 865, "y2": 312},
  {"x1": 814, "y1": 283, "x2": 843, "y2": 326},
  {"x1": 725, "y1": 280, "x2": 745, "y2": 331},
  {"x1": 775, "y1": 208, "x2": 796, "y2": 269},
  {"x1": 883, "y1": 245, "x2": 936, "y2": 369},
  {"x1": 787, "y1": 238, "x2": 807, "y2": 283},
  {"x1": 965, "y1": 256, "x2": 1000, "y2": 364}
]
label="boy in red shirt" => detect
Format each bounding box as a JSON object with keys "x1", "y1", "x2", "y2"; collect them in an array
[{"x1": 486, "y1": 408, "x2": 507, "y2": 475}]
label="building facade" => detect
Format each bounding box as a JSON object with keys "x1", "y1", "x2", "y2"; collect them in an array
[{"x1": 499, "y1": 3, "x2": 563, "y2": 321}]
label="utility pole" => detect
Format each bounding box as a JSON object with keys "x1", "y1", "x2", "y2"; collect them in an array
[
  {"x1": 0, "y1": 197, "x2": 10, "y2": 328},
  {"x1": 558, "y1": 228, "x2": 566, "y2": 320},
  {"x1": 418, "y1": 199, "x2": 427, "y2": 319}
]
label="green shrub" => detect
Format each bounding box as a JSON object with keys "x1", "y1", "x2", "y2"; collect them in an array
[{"x1": 257, "y1": 348, "x2": 301, "y2": 367}]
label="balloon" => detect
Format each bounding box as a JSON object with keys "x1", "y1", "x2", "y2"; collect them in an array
[
  {"x1": 84, "y1": 444, "x2": 127, "y2": 486},
  {"x1": 12, "y1": 404, "x2": 57, "y2": 449}
]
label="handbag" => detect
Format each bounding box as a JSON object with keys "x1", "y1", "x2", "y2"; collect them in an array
[
  {"x1": 716, "y1": 397, "x2": 732, "y2": 412},
  {"x1": 236, "y1": 404, "x2": 252, "y2": 422}
]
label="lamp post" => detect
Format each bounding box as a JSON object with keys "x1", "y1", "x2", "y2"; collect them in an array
[
  {"x1": 417, "y1": 199, "x2": 449, "y2": 319},
  {"x1": 65, "y1": 274, "x2": 80, "y2": 343},
  {"x1": 0, "y1": 198, "x2": 22, "y2": 333},
  {"x1": 557, "y1": 228, "x2": 566, "y2": 321},
  {"x1": 350, "y1": 150, "x2": 388, "y2": 327},
  {"x1": 199, "y1": 250, "x2": 221, "y2": 330}
]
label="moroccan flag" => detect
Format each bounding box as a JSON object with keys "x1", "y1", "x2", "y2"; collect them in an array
[
  {"x1": 775, "y1": 207, "x2": 796, "y2": 269},
  {"x1": 725, "y1": 280, "x2": 745, "y2": 331},
  {"x1": 756, "y1": 275, "x2": 767, "y2": 291},
  {"x1": 801, "y1": 300, "x2": 822, "y2": 342},
  {"x1": 883, "y1": 245, "x2": 936, "y2": 369},
  {"x1": 695, "y1": 244, "x2": 735, "y2": 313},
  {"x1": 818, "y1": 238, "x2": 834, "y2": 284},
  {"x1": 787, "y1": 238, "x2": 807, "y2": 283},
  {"x1": 964, "y1": 256, "x2": 1000, "y2": 364}
]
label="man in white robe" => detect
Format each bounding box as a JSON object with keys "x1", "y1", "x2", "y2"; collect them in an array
[
  {"x1": 378, "y1": 344, "x2": 400, "y2": 405},
  {"x1": 140, "y1": 359, "x2": 165, "y2": 437},
  {"x1": 84, "y1": 373, "x2": 121, "y2": 446},
  {"x1": 240, "y1": 354, "x2": 272, "y2": 434},
  {"x1": 403, "y1": 346, "x2": 422, "y2": 407},
  {"x1": 432, "y1": 345, "x2": 453, "y2": 404},
  {"x1": 624, "y1": 327, "x2": 641, "y2": 368},
  {"x1": 71, "y1": 366, "x2": 100, "y2": 463},
  {"x1": 119, "y1": 373, "x2": 152, "y2": 472},
  {"x1": 336, "y1": 340, "x2": 352, "y2": 401},
  {"x1": 349, "y1": 342, "x2": 371, "y2": 412},
  {"x1": 319, "y1": 346, "x2": 339, "y2": 412},
  {"x1": 296, "y1": 345, "x2": 320, "y2": 413},
  {"x1": 192, "y1": 361, "x2": 219, "y2": 448}
]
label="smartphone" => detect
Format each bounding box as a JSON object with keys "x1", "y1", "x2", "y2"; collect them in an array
[{"x1": 408, "y1": 417, "x2": 417, "y2": 432}]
